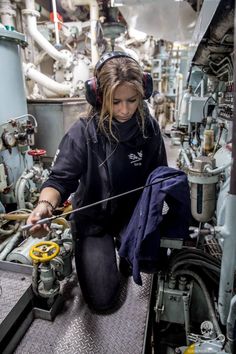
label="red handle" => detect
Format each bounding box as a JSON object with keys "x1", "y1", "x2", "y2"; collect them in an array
[{"x1": 28, "y1": 149, "x2": 46, "y2": 157}]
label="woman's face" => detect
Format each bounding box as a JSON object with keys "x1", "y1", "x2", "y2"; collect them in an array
[{"x1": 112, "y1": 83, "x2": 139, "y2": 123}]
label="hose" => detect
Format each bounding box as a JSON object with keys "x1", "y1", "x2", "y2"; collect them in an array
[
  {"x1": 0, "y1": 231, "x2": 22, "y2": 260},
  {"x1": 0, "y1": 222, "x2": 20, "y2": 236},
  {"x1": 170, "y1": 251, "x2": 221, "y2": 266},
  {"x1": 0, "y1": 235, "x2": 14, "y2": 252},
  {"x1": 171, "y1": 259, "x2": 220, "y2": 275},
  {"x1": 173, "y1": 269, "x2": 222, "y2": 337},
  {"x1": 169, "y1": 249, "x2": 221, "y2": 268},
  {"x1": 0, "y1": 213, "x2": 29, "y2": 221},
  {"x1": 169, "y1": 253, "x2": 221, "y2": 270}
]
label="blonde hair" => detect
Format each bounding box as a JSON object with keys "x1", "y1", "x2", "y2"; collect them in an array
[{"x1": 92, "y1": 56, "x2": 145, "y2": 140}]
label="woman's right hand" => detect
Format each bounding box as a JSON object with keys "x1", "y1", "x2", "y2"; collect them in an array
[{"x1": 26, "y1": 202, "x2": 53, "y2": 238}]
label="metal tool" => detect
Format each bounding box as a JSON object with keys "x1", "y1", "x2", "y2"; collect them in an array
[{"x1": 21, "y1": 174, "x2": 179, "y2": 231}]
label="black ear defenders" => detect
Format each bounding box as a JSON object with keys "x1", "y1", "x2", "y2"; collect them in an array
[{"x1": 85, "y1": 51, "x2": 153, "y2": 107}]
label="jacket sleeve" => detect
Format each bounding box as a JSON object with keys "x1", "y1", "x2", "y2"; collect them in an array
[{"x1": 42, "y1": 121, "x2": 87, "y2": 202}]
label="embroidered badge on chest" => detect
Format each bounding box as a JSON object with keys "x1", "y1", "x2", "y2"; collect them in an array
[
  {"x1": 128, "y1": 150, "x2": 143, "y2": 166},
  {"x1": 51, "y1": 148, "x2": 60, "y2": 167}
]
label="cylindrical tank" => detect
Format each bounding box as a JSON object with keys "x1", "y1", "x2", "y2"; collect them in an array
[
  {"x1": 0, "y1": 28, "x2": 27, "y2": 123},
  {"x1": 6, "y1": 236, "x2": 44, "y2": 265},
  {"x1": 188, "y1": 156, "x2": 218, "y2": 222}
]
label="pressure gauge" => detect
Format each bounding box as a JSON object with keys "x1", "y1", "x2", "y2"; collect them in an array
[{"x1": 2, "y1": 131, "x2": 16, "y2": 148}]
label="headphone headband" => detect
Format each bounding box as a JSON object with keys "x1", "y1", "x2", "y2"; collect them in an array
[{"x1": 95, "y1": 51, "x2": 138, "y2": 74}]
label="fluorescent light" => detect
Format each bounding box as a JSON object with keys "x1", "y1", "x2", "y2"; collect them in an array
[{"x1": 111, "y1": 0, "x2": 124, "y2": 6}]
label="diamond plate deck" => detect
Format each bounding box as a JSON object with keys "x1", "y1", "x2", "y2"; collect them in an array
[
  {"x1": 0, "y1": 269, "x2": 32, "y2": 326},
  {"x1": 15, "y1": 272, "x2": 152, "y2": 354}
]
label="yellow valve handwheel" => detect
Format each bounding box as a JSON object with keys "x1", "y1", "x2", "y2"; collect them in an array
[{"x1": 29, "y1": 241, "x2": 60, "y2": 263}]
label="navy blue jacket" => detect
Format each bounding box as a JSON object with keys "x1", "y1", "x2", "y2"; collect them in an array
[
  {"x1": 42, "y1": 109, "x2": 167, "y2": 236},
  {"x1": 119, "y1": 166, "x2": 191, "y2": 285}
]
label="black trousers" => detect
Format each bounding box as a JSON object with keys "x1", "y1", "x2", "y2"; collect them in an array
[
  {"x1": 74, "y1": 233, "x2": 120, "y2": 311},
  {"x1": 73, "y1": 225, "x2": 120, "y2": 311},
  {"x1": 71, "y1": 205, "x2": 135, "y2": 312}
]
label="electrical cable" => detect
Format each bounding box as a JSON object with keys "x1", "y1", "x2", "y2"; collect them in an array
[{"x1": 170, "y1": 259, "x2": 220, "y2": 275}]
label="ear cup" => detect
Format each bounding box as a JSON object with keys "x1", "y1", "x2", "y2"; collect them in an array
[
  {"x1": 85, "y1": 77, "x2": 102, "y2": 107},
  {"x1": 143, "y1": 72, "x2": 153, "y2": 100}
]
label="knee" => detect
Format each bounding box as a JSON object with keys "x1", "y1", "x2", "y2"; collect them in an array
[{"x1": 81, "y1": 275, "x2": 120, "y2": 312}]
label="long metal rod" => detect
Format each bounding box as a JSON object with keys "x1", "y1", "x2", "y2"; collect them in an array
[{"x1": 21, "y1": 173, "x2": 179, "y2": 231}]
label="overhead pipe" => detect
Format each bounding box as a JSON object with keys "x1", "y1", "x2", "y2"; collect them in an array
[
  {"x1": 23, "y1": 0, "x2": 70, "y2": 64},
  {"x1": 60, "y1": 0, "x2": 99, "y2": 66},
  {"x1": 23, "y1": 63, "x2": 72, "y2": 96}
]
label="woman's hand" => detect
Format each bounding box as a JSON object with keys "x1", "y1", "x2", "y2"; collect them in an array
[{"x1": 26, "y1": 203, "x2": 53, "y2": 238}]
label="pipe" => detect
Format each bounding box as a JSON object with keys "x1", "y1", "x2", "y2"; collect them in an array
[
  {"x1": 0, "y1": 0, "x2": 15, "y2": 27},
  {"x1": 0, "y1": 231, "x2": 21, "y2": 260},
  {"x1": 0, "y1": 235, "x2": 14, "y2": 252},
  {"x1": 204, "y1": 160, "x2": 232, "y2": 175},
  {"x1": 23, "y1": 0, "x2": 69, "y2": 64},
  {"x1": 61, "y1": 0, "x2": 99, "y2": 66},
  {"x1": 180, "y1": 149, "x2": 192, "y2": 168},
  {"x1": 0, "y1": 223, "x2": 20, "y2": 237},
  {"x1": 23, "y1": 63, "x2": 72, "y2": 96},
  {"x1": 15, "y1": 169, "x2": 34, "y2": 209},
  {"x1": 227, "y1": 295, "x2": 236, "y2": 354}
]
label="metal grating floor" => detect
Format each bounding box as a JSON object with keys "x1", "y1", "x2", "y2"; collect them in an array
[{"x1": 14, "y1": 272, "x2": 152, "y2": 354}]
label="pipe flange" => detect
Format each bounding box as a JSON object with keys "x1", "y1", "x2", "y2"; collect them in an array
[{"x1": 21, "y1": 9, "x2": 40, "y2": 18}]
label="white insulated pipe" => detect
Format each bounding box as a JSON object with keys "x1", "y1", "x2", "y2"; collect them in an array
[
  {"x1": 61, "y1": 0, "x2": 99, "y2": 66},
  {"x1": 23, "y1": 63, "x2": 72, "y2": 96},
  {"x1": 204, "y1": 160, "x2": 232, "y2": 175},
  {"x1": 0, "y1": 0, "x2": 16, "y2": 27},
  {"x1": 23, "y1": 0, "x2": 69, "y2": 64},
  {"x1": 16, "y1": 170, "x2": 34, "y2": 209},
  {"x1": 0, "y1": 231, "x2": 21, "y2": 260}
]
